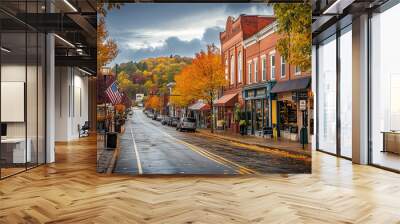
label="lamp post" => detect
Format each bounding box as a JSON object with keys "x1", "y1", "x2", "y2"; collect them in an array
[{"x1": 100, "y1": 66, "x2": 111, "y2": 132}]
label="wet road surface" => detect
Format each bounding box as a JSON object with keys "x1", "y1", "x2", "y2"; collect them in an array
[{"x1": 114, "y1": 109, "x2": 311, "y2": 175}]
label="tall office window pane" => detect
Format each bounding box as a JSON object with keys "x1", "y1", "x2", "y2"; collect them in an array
[
  {"x1": 27, "y1": 31, "x2": 38, "y2": 168},
  {"x1": 37, "y1": 33, "x2": 45, "y2": 165},
  {"x1": 371, "y1": 4, "x2": 400, "y2": 171},
  {"x1": 340, "y1": 27, "x2": 352, "y2": 158},
  {"x1": 318, "y1": 36, "x2": 337, "y2": 154}
]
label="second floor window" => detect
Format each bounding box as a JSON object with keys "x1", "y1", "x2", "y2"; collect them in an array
[
  {"x1": 254, "y1": 58, "x2": 258, "y2": 83},
  {"x1": 225, "y1": 58, "x2": 228, "y2": 80},
  {"x1": 270, "y1": 54, "x2": 275, "y2": 80},
  {"x1": 238, "y1": 52, "x2": 242, "y2": 83},
  {"x1": 248, "y1": 62, "x2": 252, "y2": 84},
  {"x1": 230, "y1": 55, "x2": 235, "y2": 84},
  {"x1": 262, "y1": 56, "x2": 266, "y2": 81},
  {"x1": 281, "y1": 56, "x2": 286, "y2": 78},
  {"x1": 295, "y1": 66, "x2": 301, "y2": 75}
]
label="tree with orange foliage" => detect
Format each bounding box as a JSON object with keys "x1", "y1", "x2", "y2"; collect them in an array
[
  {"x1": 97, "y1": 3, "x2": 122, "y2": 73},
  {"x1": 145, "y1": 95, "x2": 161, "y2": 111},
  {"x1": 172, "y1": 44, "x2": 226, "y2": 133}
]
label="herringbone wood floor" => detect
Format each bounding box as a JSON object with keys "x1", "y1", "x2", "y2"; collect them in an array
[{"x1": 1, "y1": 136, "x2": 400, "y2": 224}]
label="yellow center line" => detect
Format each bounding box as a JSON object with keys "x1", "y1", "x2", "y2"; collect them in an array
[{"x1": 138, "y1": 112, "x2": 258, "y2": 174}]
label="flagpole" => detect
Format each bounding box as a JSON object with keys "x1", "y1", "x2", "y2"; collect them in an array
[{"x1": 114, "y1": 64, "x2": 118, "y2": 132}]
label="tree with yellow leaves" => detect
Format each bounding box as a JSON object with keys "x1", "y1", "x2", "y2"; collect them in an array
[{"x1": 274, "y1": 2, "x2": 311, "y2": 72}]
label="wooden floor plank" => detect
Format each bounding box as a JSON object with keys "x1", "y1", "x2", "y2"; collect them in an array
[{"x1": 0, "y1": 135, "x2": 399, "y2": 223}]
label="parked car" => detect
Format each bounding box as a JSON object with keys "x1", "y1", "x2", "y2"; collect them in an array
[
  {"x1": 152, "y1": 113, "x2": 158, "y2": 120},
  {"x1": 176, "y1": 117, "x2": 196, "y2": 132},
  {"x1": 161, "y1": 117, "x2": 170, "y2": 125},
  {"x1": 169, "y1": 117, "x2": 179, "y2": 127},
  {"x1": 156, "y1": 114, "x2": 163, "y2": 121}
]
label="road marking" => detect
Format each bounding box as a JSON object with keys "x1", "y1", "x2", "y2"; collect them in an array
[
  {"x1": 138, "y1": 113, "x2": 258, "y2": 175},
  {"x1": 130, "y1": 127, "x2": 143, "y2": 175}
]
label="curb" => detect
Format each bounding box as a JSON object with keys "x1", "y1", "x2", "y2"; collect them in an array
[{"x1": 197, "y1": 130, "x2": 311, "y2": 157}]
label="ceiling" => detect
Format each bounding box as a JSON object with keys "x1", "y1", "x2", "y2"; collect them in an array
[{"x1": 0, "y1": 0, "x2": 97, "y2": 75}]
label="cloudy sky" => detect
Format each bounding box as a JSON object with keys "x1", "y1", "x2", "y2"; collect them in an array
[{"x1": 105, "y1": 3, "x2": 273, "y2": 64}]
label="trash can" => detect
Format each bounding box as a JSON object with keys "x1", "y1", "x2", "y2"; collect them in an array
[
  {"x1": 106, "y1": 132, "x2": 118, "y2": 149},
  {"x1": 300, "y1": 127, "x2": 308, "y2": 145}
]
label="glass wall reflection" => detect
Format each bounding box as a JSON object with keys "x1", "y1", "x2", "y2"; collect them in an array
[
  {"x1": 317, "y1": 35, "x2": 337, "y2": 154},
  {"x1": 371, "y1": 3, "x2": 400, "y2": 171},
  {"x1": 339, "y1": 27, "x2": 352, "y2": 158},
  {"x1": 0, "y1": 1, "x2": 46, "y2": 179}
]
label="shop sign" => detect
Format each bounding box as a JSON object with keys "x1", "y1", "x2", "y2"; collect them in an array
[
  {"x1": 292, "y1": 91, "x2": 308, "y2": 101},
  {"x1": 256, "y1": 88, "x2": 265, "y2": 97},
  {"x1": 299, "y1": 100, "x2": 307, "y2": 111}
]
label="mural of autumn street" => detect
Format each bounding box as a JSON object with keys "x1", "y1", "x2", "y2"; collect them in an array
[{"x1": 97, "y1": 3, "x2": 312, "y2": 175}]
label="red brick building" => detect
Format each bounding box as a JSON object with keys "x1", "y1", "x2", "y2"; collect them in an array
[
  {"x1": 217, "y1": 15, "x2": 312, "y2": 141},
  {"x1": 215, "y1": 15, "x2": 274, "y2": 132},
  {"x1": 242, "y1": 21, "x2": 312, "y2": 141}
]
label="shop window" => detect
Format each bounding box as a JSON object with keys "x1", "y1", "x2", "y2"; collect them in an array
[
  {"x1": 281, "y1": 56, "x2": 286, "y2": 78},
  {"x1": 270, "y1": 54, "x2": 275, "y2": 80},
  {"x1": 262, "y1": 56, "x2": 266, "y2": 81}
]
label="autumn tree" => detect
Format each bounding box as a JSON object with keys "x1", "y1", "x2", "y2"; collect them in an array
[
  {"x1": 172, "y1": 45, "x2": 226, "y2": 133},
  {"x1": 145, "y1": 95, "x2": 161, "y2": 111},
  {"x1": 97, "y1": 3, "x2": 122, "y2": 72},
  {"x1": 273, "y1": 2, "x2": 312, "y2": 71}
]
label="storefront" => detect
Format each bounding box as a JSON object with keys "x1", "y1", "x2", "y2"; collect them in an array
[
  {"x1": 271, "y1": 77, "x2": 311, "y2": 142},
  {"x1": 243, "y1": 82, "x2": 275, "y2": 135},
  {"x1": 214, "y1": 93, "x2": 238, "y2": 131},
  {"x1": 188, "y1": 100, "x2": 211, "y2": 129}
]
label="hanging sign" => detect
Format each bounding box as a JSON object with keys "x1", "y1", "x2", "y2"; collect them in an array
[{"x1": 299, "y1": 100, "x2": 307, "y2": 111}]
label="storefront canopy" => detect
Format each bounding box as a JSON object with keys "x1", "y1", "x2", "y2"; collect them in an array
[
  {"x1": 214, "y1": 93, "x2": 238, "y2": 107},
  {"x1": 271, "y1": 77, "x2": 311, "y2": 93},
  {"x1": 188, "y1": 101, "x2": 210, "y2": 111}
]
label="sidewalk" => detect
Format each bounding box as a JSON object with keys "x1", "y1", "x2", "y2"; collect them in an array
[{"x1": 197, "y1": 129, "x2": 311, "y2": 157}]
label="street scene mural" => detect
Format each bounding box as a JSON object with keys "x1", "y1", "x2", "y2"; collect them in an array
[{"x1": 97, "y1": 3, "x2": 312, "y2": 175}]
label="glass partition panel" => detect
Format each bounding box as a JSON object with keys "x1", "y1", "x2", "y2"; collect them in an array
[
  {"x1": 27, "y1": 31, "x2": 38, "y2": 169},
  {"x1": 1, "y1": 30, "x2": 27, "y2": 177},
  {"x1": 317, "y1": 35, "x2": 337, "y2": 154}
]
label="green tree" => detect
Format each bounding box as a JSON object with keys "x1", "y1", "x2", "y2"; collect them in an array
[{"x1": 273, "y1": 2, "x2": 311, "y2": 72}]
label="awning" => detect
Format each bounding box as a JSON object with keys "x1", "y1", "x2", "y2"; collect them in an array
[
  {"x1": 188, "y1": 101, "x2": 210, "y2": 111},
  {"x1": 214, "y1": 93, "x2": 238, "y2": 107},
  {"x1": 270, "y1": 77, "x2": 311, "y2": 93}
]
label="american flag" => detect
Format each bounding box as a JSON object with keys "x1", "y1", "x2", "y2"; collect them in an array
[{"x1": 105, "y1": 81, "x2": 123, "y2": 105}]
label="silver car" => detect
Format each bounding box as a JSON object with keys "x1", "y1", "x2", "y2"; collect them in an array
[{"x1": 176, "y1": 117, "x2": 196, "y2": 132}]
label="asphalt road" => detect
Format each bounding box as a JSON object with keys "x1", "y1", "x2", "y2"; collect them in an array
[{"x1": 114, "y1": 109, "x2": 311, "y2": 175}]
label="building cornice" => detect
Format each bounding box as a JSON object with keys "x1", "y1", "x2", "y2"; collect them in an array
[{"x1": 243, "y1": 21, "x2": 278, "y2": 48}]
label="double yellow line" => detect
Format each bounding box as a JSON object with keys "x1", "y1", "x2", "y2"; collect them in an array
[
  {"x1": 138, "y1": 112, "x2": 258, "y2": 175},
  {"x1": 177, "y1": 139, "x2": 259, "y2": 175}
]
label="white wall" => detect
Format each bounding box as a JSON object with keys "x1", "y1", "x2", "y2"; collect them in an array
[{"x1": 54, "y1": 67, "x2": 89, "y2": 141}]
